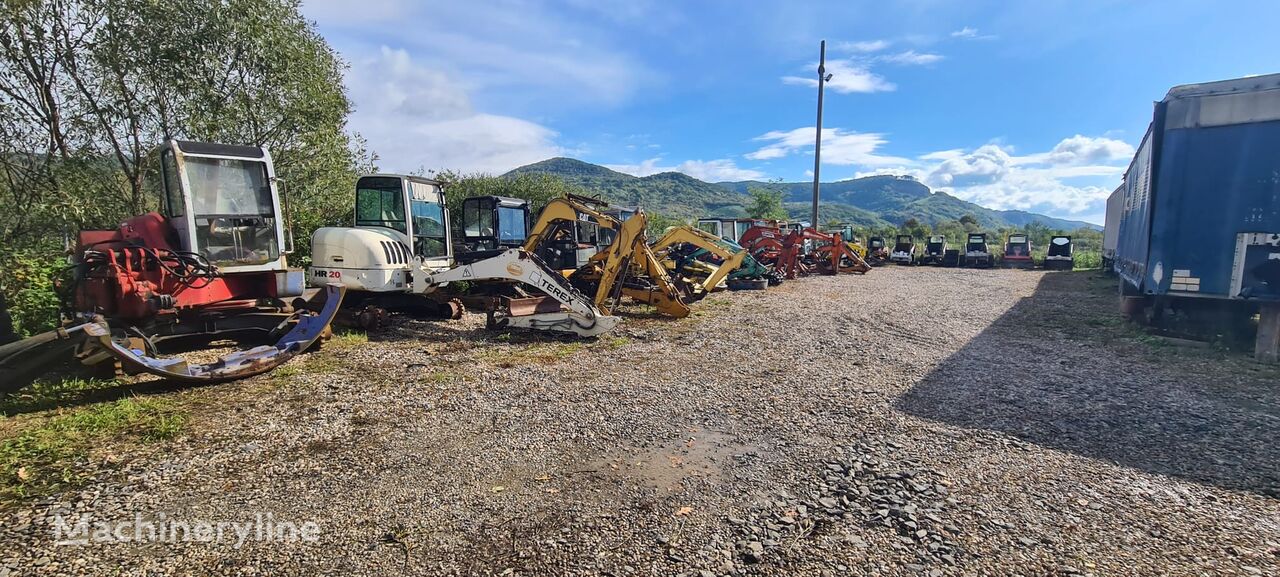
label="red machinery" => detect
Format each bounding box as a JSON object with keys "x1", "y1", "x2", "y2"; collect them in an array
[
  {"x1": 740, "y1": 225, "x2": 870, "y2": 279},
  {"x1": 0, "y1": 140, "x2": 343, "y2": 393}
]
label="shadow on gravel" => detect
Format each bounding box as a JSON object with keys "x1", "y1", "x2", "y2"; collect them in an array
[{"x1": 895, "y1": 271, "x2": 1280, "y2": 497}]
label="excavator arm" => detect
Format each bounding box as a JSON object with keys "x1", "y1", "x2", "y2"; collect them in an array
[
  {"x1": 524, "y1": 195, "x2": 691, "y2": 319},
  {"x1": 587, "y1": 213, "x2": 691, "y2": 318},
  {"x1": 523, "y1": 195, "x2": 620, "y2": 253},
  {"x1": 414, "y1": 249, "x2": 618, "y2": 337},
  {"x1": 650, "y1": 225, "x2": 749, "y2": 293}
]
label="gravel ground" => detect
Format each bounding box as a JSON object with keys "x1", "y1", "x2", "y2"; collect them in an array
[{"x1": 2, "y1": 267, "x2": 1279, "y2": 576}]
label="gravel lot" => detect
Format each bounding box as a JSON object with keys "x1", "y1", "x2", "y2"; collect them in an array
[{"x1": 2, "y1": 267, "x2": 1279, "y2": 576}]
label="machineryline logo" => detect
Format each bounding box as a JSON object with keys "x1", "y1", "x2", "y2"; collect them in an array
[{"x1": 52, "y1": 513, "x2": 320, "y2": 548}]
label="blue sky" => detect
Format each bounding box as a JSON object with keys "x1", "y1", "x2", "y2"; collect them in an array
[{"x1": 301, "y1": 0, "x2": 1280, "y2": 224}]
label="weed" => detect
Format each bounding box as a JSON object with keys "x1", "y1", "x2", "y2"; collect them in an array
[
  {"x1": 604, "y1": 336, "x2": 631, "y2": 350},
  {"x1": 0, "y1": 378, "x2": 121, "y2": 417},
  {"x1": 328, "y1": 330, "x2": 369, "y2": 349},
  {"x1": 0, "y1": 397, "x2": 187, "y2": 502}
]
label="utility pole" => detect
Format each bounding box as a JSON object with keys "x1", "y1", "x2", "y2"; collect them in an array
[{"x1": 810, "y1": 40, "x2": 831, "y2": 228}]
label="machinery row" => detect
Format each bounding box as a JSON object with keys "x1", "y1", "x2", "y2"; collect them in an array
[
  {"x1": 697, "y1": 218, "x2": 1076, "y2": 270},
  {"x1": 0, "y1": 142, "x2": 874, "y2": 392}
]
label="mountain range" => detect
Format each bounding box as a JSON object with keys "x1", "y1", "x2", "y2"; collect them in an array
[{"x1": 504, "y1": 157, "x2": 1098, "y2": 231}]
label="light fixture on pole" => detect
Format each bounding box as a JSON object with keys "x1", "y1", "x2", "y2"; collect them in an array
[{"x1": 810, "y1": 40, "x2": 832, "y2": 229}]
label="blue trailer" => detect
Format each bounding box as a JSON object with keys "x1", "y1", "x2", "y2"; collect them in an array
[{"x1": 1116, "y1": 74, "x2": 1280, "y2": 360}]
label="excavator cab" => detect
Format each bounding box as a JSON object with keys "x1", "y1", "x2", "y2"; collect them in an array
[
  {"x1": 1044, "y1": 235, "x2": 1074, "y2": 270},
  {"x1": 890, "y1": 235, "x2": 916, "y2": 265},
  {"x1": 1002, "y1": 233, "x2": 1033, "y2": 269},
  {"x1": 963, "y1": 233, "x2": 993, "y2": 268},
  {"x1": 920, "y1": 235, "x2": 947, "y2": 266},
  {"x1": 351, "y1": 174, "x2": 452, "y2": 270},
  {"x1": 158, "y1": 140, "x2": 290, "y2": 271},
  {"x1": 461, "y1": 196, "x2": 530, "y2": 252}
]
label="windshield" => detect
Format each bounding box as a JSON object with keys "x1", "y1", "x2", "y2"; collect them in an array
[
  {"x1": 1010, "y1": 235, "x2": 1028, "y2": 244},
  {"x1": 497, "y1": 206, "x2": 527, "y2": 242},
  {"x1": 410, "y1": 200, "x2": 447, "y2": 258},
  {"x1": 186, "y1": 157, "x2": 279, "y2": 266},
  {"x1": 355, "y1": 177, "x2": 406, "y2": 233}
]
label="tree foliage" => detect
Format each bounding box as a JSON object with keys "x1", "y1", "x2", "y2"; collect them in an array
[
  {"x1": 0, "y1": 0, "x2": 370, "y2": 332},
  {"x1": 745, "y1": 184, "x2": 787, "y2": 220}
]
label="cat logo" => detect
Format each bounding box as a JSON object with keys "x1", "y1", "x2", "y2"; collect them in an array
[{"x1": 506, "y1": 263, "x2": 524, "y2": 277}]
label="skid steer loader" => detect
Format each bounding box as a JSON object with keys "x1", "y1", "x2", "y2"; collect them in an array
[
  {"x1": 865, "y1": 236, "x2": 890, "y2": 266},
  {"x1": 962, "y1": 233, "x2": 994, "y2": 268},
  {"x1": 1044, "y1": 235, "x2": 1074, "y2": 270},
  {"x1": 919, "y1": 235, "x2": 947, "y2": 266},
  {"x1": 890, "y1": 235, "x2": 917, "y2": 265},
  {"x1": 1002, "y1": 233, "x2": 1034, "y2": 269},
  {"x1": 309, "y1": 176, "x2": 618, "y2": 337}
]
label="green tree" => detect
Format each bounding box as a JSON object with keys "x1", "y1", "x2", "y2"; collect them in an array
[
  {"x1": 0, "y1": 0, "x2": 370, "y2": 331},
  {"x1": 745, "y1": 185, "x2": 787, "y2": 220},
  {"x1": 430, "y1": 171, "x2": 587, "y2": 232}
]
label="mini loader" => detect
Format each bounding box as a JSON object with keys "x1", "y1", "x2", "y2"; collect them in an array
[
  {"x1": 865, "y1": 236, "x2": 890, "y2": 266},
  {"x1": 890, "y1": 235, "x2": 917, "y2": 265},
  {"x1": 919, "y1": 235, "x2": 947, "y2": 266},
  {"x1": 962, "y1": 233, "x2": 994, "y2": 268},
  {"x1": 1002, "y1": 233, "x2": 1034, "y2": 269},
  {"x1": 1044, "y1": 235, "x2": 1074, "y2": 270}
]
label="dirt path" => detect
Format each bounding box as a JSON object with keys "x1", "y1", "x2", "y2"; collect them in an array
[{"x1": 2, "y1": 267, "x2": 1278, "y2": 576}]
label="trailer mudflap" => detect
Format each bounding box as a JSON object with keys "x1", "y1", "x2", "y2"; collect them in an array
[{"x1": 84, "y1": 284, "x2": 345, "y2": 383}]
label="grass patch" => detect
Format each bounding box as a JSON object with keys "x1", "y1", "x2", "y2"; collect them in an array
[
  {"x1": 0, "y1": 378, "x2": 122, "y2": 417},
  {"x1": 479, "y1": 342, "x2": 585, "y2": 367},
  {"x1": 328, "y1": 330, "x2": 369, "y2": 349},
  {"x1": 0, "y1": 396, "x2": 188, "y2": 503},
  {"x1": 603, "y1": 336, "x2": 631, "y2": 350}
]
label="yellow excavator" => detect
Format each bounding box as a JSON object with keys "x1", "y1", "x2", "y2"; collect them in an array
[
  {"x1": 650, "y1": 225, "x2": 749, "y2": 297},
  {"x1": 524, "y1": 194, "x2": 691, "y2": 318}
]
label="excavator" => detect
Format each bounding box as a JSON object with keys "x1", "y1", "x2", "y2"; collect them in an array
[
  {"x1": 524, "y1": 195, "x2": 691, "y2": 318},
  {"x1": 309, "y1": 175, "x2": 618, "y2": 336},
  {"x1": 1, "y1": 140, "x2": 345, "y2": 393},
  {"x1": 650, "y1": 225, "x2": 755, "y2": 295}
]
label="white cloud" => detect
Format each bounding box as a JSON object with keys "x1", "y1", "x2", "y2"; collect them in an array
[
  {"x1": 1043, "y1": 135, "x2": 1136, "y2": 165},
  {"x1": 303, "y1": 0, "x2": 647, "y2": 111},
  {"x1": 347, "y1": 46, "x2": 561, "y2": 174},
  {"x1": 879, "y1": 50, "x2": 944, "y2": 65},
  {"x1": 950, "y1": 26, "x2": 996, "y2": 41},
  {"x1": 919, "y1": 136, "x2": 1132, "y2": 215},
  {"x1": 782, "y1": 60, "x2": 896, "y2": 93},
  {"x1": 606, "y1": 158, "x2": 766, "y2": 182},
  {"x1": 837, "y1": 39, "x2": 891, "y2": 53},
  {"x1": 747, "y1": 127, "x2": 911, "y2": 166}
]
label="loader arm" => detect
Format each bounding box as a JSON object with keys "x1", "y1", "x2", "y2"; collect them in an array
[{"x1": 415, "y1": 248, "x2": 618, "y2": 337}]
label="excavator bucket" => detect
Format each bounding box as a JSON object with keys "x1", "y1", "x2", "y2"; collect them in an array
[{"x1": 0, "y1": 284, "x2": 344, "y2": 394}]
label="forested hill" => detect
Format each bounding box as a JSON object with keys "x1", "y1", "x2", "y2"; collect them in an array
[{"x1": 506, "y1": 158, "x2": 1099, "y2": 230}]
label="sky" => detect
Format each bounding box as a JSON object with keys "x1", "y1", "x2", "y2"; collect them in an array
[{"x1": 301, "y1": 0, "x2": 1280, "y2": 224}]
